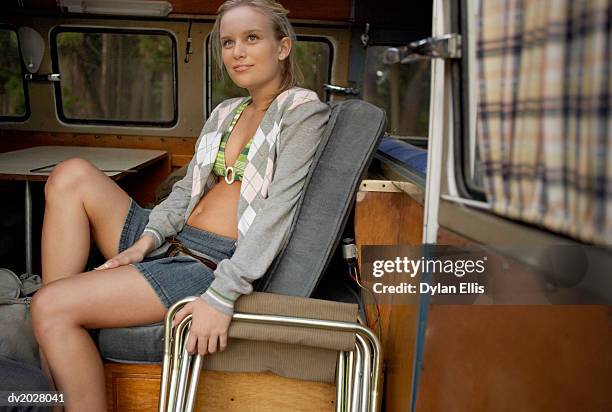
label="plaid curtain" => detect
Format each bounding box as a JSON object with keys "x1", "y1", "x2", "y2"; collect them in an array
[{"x1": 476, "y1": 0, "x2": 611, "y2": 245}]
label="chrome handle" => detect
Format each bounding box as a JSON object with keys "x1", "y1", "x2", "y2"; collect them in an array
[
  {"x1": 324, "y1": 84, "x2": 360, "y2": 96},
  {"x1": 24, "y1": 73, "x2": 61, "y2": 82},
  {"x1": 383, "y1": 33, "x2": 462, "y2": 64}
]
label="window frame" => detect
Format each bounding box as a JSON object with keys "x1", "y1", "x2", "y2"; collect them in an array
[
  {"x1": 361, "y1": 29, "x2": 433, "y2": 187},
  {"x1": 0, "y1": 24, "x2": 31, "y2": 123},
  {"x1": 204, "y1": 34, "x2": 334, "y2": 117},
  {"x1": 453, "y1": 0, "x2": 487, "y2": 201},
  {"x1": 49, "y1": 26, "x2": 179, "y2": 127}
]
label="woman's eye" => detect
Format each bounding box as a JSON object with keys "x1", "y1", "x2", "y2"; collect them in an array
[
  {"x1": 222, "y1": 40, "x2": 234, "y2": 48},
  {"x1": 247, "y1": 34, "x2": 258, "y2": 41}
]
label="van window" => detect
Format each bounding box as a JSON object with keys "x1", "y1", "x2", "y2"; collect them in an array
[
  {"x1": 363, "y1": 44, "x2": 430, "y2": 183},
  {"x1": 363, "y1": 45, "x2": 430, "y2": 139},
  {"x1": 0, "y1": 28, "x2": 29, "y2": 121},
  {"x1": 51, "y1": 28, "x2": 177, "y2": 126},
  {"x1": 207, "y1": 36, "x2": 332, "y2": 113}
]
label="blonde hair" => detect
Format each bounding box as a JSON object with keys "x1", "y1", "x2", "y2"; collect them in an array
[{"x1": 210, "y1": 0, "x2": 304, "y2": 93}]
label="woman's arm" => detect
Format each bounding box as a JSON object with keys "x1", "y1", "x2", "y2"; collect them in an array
[
  {"x1": 95, "y1": 234, "x2": 156, "y2": 270},
  {"x1": 201, "y1": 99, "x2": 331, "y2": 315}
]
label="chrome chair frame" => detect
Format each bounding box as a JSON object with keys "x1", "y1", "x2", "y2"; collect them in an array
[{"x1": 159, "y1": 297, "x2": 383, "y2": 412}]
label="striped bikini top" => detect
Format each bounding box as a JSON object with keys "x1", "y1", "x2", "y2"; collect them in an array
[{"x1": 212, "y1": 96, "x2": 252, "y2": 184}]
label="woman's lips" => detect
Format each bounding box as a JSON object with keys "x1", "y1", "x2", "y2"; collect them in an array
[{"x1": 233, "y1": 65, "x2": 252, "y2": 72}]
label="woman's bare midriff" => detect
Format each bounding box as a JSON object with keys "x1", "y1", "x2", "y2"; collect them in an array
[
  {"x1": 185, "y1": 101, "x2": 266, "y2": 240},
  {"x1": 186, "y1": 177, "x2": 242, "y2": 240}
]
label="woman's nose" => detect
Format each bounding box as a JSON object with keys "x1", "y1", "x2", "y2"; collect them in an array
[{"x1": 233, "y1": 41, "x2": 246, "y2": 59}]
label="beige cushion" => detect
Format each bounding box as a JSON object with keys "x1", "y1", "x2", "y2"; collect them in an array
[{"x1": 99, "y1": 292, "x2": 358, "y2": 383}]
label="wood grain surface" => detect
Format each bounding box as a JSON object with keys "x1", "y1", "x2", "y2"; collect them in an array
[
  {"x1": 104, "y1": 363, "x2": 336, "y2": 411},
  {"x1": 355, "y1": 189, "x2": 424, "y2": 412}
]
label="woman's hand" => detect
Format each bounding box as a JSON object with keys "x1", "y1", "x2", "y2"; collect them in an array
[
  {"x1": 95, "y1": 234, "x2": 156, "y2": 270},
  {"x1": 173, "y1": 298, "x2": 232, "y2": 355}
]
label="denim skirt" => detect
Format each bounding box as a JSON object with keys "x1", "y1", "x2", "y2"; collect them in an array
[{"x1": 118, "y1": 200, "x2": 237, "y2": 309}]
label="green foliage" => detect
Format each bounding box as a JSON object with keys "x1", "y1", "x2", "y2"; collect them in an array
[
  {"x1": 363, "y1": 46, "x2": 430, "y2": 137},
  {"x1": 55, "y1": 30, "x2": 175, "y2": 122},
  {"x1": 294, "y1": 41, "x2": 330, "y2": 98},
  {"x1": 0, "y1": 30, "x2": 26, "y2": 117},
  {"x1": 56, "y1": 32, "x2": 84, "y2": 49},
  {"x1": 138, "y1": 34, "x2": 172, "y2": 70}
]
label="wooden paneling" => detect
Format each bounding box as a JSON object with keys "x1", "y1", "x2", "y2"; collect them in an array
[
  {"x1": 378, "y1": 304, "x2": 419, "y2": 412},
  {"x1": 171, "y1": 154, "x2": 193, "y2": 167},
  {"x1": 415, "y1": 306, "x2": 612, "y2": 412},
  {"x1": 398, "y1": 192, "x2": 425, "y2": 245},
  {"x1": 196, "y1": 371, "x2": 336, "y2": 411},
  {"x1": 355, "y1": 191, "x2": 404, "y2": 245},
  {"x1": 166, "y1": 0, "x2": 220, "y2": 15},
  {"x1": 104, "y1": 362, "x2": 336, "y2": 411},
  {"x1": 115, "y1": 377, "x2": 160, "y2": 411},
  {"x1": 355, "y1": 190, "x2": 423, "y2": 246},
  {"x1": 119, "y1": 155, "x2": 171, "y2": 206},
  {"x1": 355, "y1": 188, "x2": 424, "y2": 412},
  {"x1": 411, "y1": 226, "x2": 612, "y2": 411}
]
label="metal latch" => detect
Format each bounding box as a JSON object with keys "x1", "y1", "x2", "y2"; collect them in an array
[
  {"x1": 25, "y1": 73, "x2": 61, "y2": 82},
  {"x1": 383, "y1": 33, "x2": 462, "y2": 64},
  {"x1": 323, "y1": 84, "x2": 360, "y2": 96}
]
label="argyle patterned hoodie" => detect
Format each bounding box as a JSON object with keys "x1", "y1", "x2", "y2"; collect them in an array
[{"x1": 142, "y1": 87, "x2": 330, "y2": 315}]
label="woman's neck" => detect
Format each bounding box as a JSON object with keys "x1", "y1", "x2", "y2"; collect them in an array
[{"x1": 247, "y1": 77, "x2": 285, "y2": 112}]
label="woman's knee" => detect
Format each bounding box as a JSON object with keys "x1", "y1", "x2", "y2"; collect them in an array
[
  {"x1": 30, "y1": 283, "x2": 75, "y2": 339},
  {"x1": 44, "y1": 158, "x2": 97, "y2": 199}
]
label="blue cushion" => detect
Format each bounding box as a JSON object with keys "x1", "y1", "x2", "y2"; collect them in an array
[{"x1": 378, "y1": 137, "x2": 427, "y2": 176}]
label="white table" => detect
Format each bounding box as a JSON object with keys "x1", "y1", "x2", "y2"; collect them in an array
[{"x1": 0, "y1": 146, "x2": 168, "y2": 274}]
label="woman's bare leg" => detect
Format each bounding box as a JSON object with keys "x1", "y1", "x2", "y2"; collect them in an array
[
  {"x1": 39, "y1": 158, "x2": 133, "y2": 396},
  {"x1": 31, "y1": 265, "x2": 167, "y2": 412},
  {"x1": 41, "y1": 158, "x2": 132, "y2": 284}
]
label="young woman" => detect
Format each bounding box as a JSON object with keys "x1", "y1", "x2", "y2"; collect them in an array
[{"x1": 30, "y1": 1, "x2": 330, "y2": 410}]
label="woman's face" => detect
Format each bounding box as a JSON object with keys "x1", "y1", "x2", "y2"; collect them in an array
[{"x1": 219, "y1": 6, "x2": 290, "y2": 91}]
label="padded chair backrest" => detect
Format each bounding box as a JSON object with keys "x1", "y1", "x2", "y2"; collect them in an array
[{"x1": 256, "y1": 99, "x2": 386, "y2": 296}]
